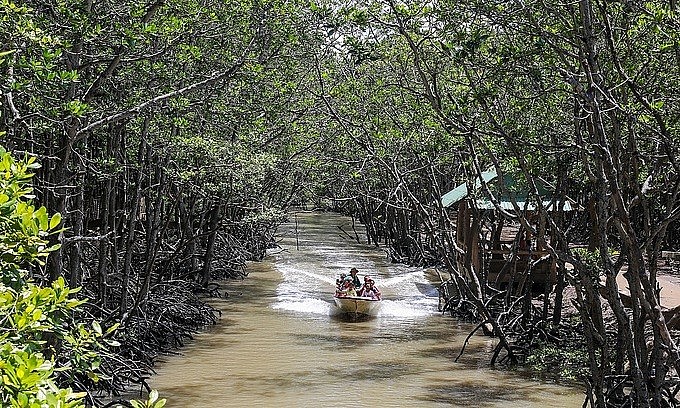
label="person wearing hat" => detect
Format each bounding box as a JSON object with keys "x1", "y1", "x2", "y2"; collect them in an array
[{"x1": 349, "y1": 267, "x2": 362, "y2": 291}]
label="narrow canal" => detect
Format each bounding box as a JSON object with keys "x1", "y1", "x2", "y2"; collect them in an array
[{"x1": 148, "y1": 211, "x2": 584, "y2": 407}]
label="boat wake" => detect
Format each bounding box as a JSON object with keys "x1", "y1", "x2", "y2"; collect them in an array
[
  {"x1": 379, "y1": 271, "x2": 426, "y2": 287},
  {"x1": 272, "y1": 297, "x2": 333, "y2": 315},
  {"x1": 271, "y1": 263, "x2": 439, "y2": 319},
  {"x1": 379, "y1": 299, "x2": 438, "y2": 317}
]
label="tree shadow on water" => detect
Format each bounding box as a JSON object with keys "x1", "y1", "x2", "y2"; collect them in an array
[
  {"x1": 418, "y1": 381, "x2": 525, "y2": 406},
  {"x1": 324, "y1": 361, "x2": 418, "y2": 381},
  {"x1": 289, "y1": 331, "x2": 376, "y2": 351}
]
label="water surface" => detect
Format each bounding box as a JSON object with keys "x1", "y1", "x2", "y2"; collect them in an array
[{"x1": 149, "y1": 211, "x2": 584, "y2": 407}]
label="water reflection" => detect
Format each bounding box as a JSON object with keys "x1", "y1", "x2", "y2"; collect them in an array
[{"x1": 148, "y1": 211, "x2": 584, "y2": 407}]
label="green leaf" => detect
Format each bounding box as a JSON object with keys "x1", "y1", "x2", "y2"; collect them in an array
[
  {"x1": 105, "y1": 322, "x2": 120, "y2": 335},
  {"x1": 36, "y1": 206, "x2": 48, "y2": 230},
  {"x1": 130, "y1": 401, "x2": 145, "y2": 408},
  {"x1": 49, "y1": 213, "x2": 62, "y2": 229},
  {"x1": 17, "y1": 392, "x2": 28, "y2": 407}
]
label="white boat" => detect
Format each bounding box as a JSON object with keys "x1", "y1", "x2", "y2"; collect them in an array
[{"x1": 333, "y1": 295, "x2": 381, "y2": 316}]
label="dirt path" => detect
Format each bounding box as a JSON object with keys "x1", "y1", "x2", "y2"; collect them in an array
[{"x1": 616, "y1": 271, "x2": 680, "y2": 309}]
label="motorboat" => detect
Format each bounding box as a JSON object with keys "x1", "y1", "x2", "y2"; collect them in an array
[{"x1": 333, "y1": 295, "x2": 381, "y2": 316}]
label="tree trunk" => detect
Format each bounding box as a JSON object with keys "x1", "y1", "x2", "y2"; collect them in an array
[
  {"x1": 120, "y1": 120, "x2": 149, "y2": 320},
  {"x1": 201, "y1": 204, "x2": 221, "y2": 287}
]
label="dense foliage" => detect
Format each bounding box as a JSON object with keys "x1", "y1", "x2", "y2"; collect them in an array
[
  {"x1": 0, "y1": 147, "x2": 86, "y2": 407},
  {"x1": 2, "y1": 0, "x2": 312, "y2": 401},
  {"x1": 311, "y1": 2, "x2": 680, "y2": 407},
  {"x1": 2, "y1": 0, "x2": 679, "y2": 407}
]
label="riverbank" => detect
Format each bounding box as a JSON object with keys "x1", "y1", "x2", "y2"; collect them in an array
[{"x1": 143, "y1": 211, "x2": 585, "y2": 407}]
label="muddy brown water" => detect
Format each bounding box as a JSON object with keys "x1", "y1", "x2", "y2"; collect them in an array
[{"x1": 147, "y1": 212, "x2": 584, "y2": 407}]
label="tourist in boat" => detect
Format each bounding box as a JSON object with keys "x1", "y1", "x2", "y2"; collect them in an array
[
  {"x1": 339, "y1": 278, "x2": 357, "y2": 297},
  {"x1": 336, "y1": 273, "x2": 347, "y2": 289},
  {"x1": 349, "y1": 267, "x2": 362, "y2": 291},
  {"x1": 335, "y1": 273, "x2": 347, "y2": 296},
  {"x1": 359, "y1": 277, "x2": 381, "y2": 300}
]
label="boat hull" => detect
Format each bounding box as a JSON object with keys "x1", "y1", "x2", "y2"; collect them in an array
[{"x1": 333, "y1": 296, "x2": 381, "y2": 316}]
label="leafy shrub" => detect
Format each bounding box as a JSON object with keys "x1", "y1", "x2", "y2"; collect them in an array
[
  {"x1": 0, "y1": 147, "x2": 164, "y2": 407},
  {"x1": 0, "y1": 146, "x2": 87, "y2": 406}
]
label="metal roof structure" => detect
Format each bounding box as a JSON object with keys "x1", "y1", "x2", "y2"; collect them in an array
[
  {"x1": 441, "y1": 170, "x2": 496, "y2": 208},
  {"x1": 440, "y1": 169, "x2": 575, "y2": 211}
]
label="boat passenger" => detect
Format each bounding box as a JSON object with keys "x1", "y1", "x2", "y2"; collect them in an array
[
  {"x1": 336, "y1": 273, "x2": 347, "y2": 289},
  {"x1": 359, "y1": 277, "x2": 381, "y2": 300},
  {"x1": 349, "y1": 267, "x2": 362, "y2": 291},
  {"x1": 341, "y1": 279, "x2": 357, "y2": 297}
]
